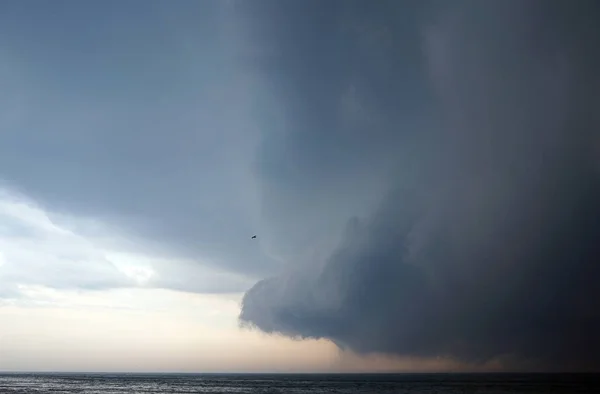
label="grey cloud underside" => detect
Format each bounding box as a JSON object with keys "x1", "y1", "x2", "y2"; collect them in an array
[
  {"x1": 240, "y1": 0, "x2": 600, "y2": 371},
  {"x1": 0, "y1": 0, "x2": 273, "y2": 285}
]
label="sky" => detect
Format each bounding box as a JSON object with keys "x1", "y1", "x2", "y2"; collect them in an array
[{"x1": 1, "y1": 0, "x2": 600, "y2": 373}]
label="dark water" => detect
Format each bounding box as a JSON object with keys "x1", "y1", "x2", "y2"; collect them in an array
[{"x1": 0, "y1": 373, "x2": 598, "y2": 393}]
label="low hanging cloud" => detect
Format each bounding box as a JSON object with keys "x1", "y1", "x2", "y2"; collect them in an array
[{"x1": 239, "y1": 0, "x2": 600, "y2": 371}]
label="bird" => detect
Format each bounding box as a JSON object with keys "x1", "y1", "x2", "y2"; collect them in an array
[{"x1": 251, "y1": 235, "x2": 257, "y2": 239}]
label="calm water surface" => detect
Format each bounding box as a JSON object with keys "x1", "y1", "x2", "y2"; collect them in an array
[{"x1": 0, "y1": 373, "x2": 597, "y2": 393}]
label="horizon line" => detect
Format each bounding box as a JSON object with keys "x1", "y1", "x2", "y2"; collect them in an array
[{"x1": 1, "y1": 371, "x2": 598, "y2": 375}]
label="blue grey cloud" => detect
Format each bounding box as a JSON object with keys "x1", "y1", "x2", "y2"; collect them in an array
[{"x1": 0, "y1": 0, "x2": 272, "y2": 284}]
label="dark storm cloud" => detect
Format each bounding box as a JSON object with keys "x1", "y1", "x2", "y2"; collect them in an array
[
  {"x1": 235, "y1": 0, "x2": 435, "y2": 262},
  {"x1": 240, "y1": 0, "x2": 600, "y2": 371}
]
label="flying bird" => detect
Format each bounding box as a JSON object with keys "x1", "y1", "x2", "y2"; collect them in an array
[{"x1": 251, "y1": 235, "x2": 257, "y2": 239}]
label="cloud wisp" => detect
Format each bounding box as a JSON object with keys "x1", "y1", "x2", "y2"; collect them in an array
[
  {"x1": 0, "y1": 185, "x2": 253, "y2": 303},
  {"x1": 239, "y1": 0, "x2": 600, "y2": 371}
]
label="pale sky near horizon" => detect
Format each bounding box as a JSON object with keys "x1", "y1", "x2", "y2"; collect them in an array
[{"x1": 0, "y1": 186, "x2": 325, "y2": 373}]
